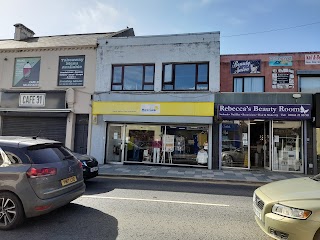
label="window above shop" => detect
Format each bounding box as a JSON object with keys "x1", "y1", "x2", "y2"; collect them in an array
[
  {"x1": 300, "y1": 77, "x2": 320, "y2": 93},
  {"x1": 111, "y1": 64, "x2": 155, "y2": 91},
  {"x1": 162, "y1": 63, "x2": 209, "y2": 91},
  {"x1": 233, "y1": 77, "x2": 264, "y2": 92}
]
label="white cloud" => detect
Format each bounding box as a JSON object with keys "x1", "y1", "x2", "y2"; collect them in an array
[{"x1": 72, "y1": 1, "x2": 134, "y2": 33}]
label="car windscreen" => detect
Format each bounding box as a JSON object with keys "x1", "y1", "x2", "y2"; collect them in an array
[{"x1": 27, "y1": 144, "x2": 74, "y2": 164}]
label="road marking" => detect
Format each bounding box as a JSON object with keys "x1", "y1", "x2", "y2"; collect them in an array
[{"x1": 80, "y1": 195, "x2": 230, "y2": 207}]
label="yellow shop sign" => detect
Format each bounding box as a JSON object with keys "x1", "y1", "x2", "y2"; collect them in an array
[{"x1": 92, "y1": 102, "x2": 214, "y2": 116}]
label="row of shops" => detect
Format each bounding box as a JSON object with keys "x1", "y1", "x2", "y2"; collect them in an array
[
  {"x1": 0, "y1": 91, "x2": 317, "y2": 175},
  {"x1": 89, "y1": 92, "x2": 319, "y2": 175}
]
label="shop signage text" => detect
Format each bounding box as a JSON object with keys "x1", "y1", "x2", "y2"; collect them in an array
[
  {"x1": 58, "y1": 56, "x2": 85, "y2": 86},
  {"x1": 230, "y1": 60, "x2": 261, "y2": 74},
  {"x1": 140, "y1": 104, "x2": 160, "y2": 114},
  {"x1": 305, "y1": 54, "x2": 320, "y2": 65},
  {"x1": 218, "y1": 104, "x2": 311, "y2": 120},
  {"x1": 19, "y1": 93, "x2": 46, "y2": 107},
  {"x1": 269, "y1": 56, "x2": 293, "y2": 66}
]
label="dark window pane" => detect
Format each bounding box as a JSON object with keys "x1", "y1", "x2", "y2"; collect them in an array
[
  {"x1": 27, "y1": 146, "x2": 72, "y2": 163},
  {"x1": 145, "y1": 66, "x2": 154, "y2": 83},
  {"x1": 234, "y1": 78, "x2": 243, "y2": 92},
  {"x1": 197, "y1": 84, "x2": 208, "y2": 90},
  {"x1": 113, "y1": 67, "x2": 122, "y2": 83},
  {"x1": 163, "y1": 84, "x2": 173, "y2": 90},
  {"x1": 143, "y1": 85, "x2": 154, "y2": 90},
  {"x1": 198, "y1": 64, "x2": 208, "y2": 83},
  {"x1": 175, "y1": 64, "x2": 196, "y2": 90},
  {"x1": 112, "y1": 85, "x2": 122, "y2": 91},
  {"x1": 123, "y1": 66, "x2": 143, "y2": 90},
  {"x1": 164, "y1": 64, "x2": 173, "y2": 83}
]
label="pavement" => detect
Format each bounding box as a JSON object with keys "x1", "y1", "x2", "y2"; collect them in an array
[{"x1": 98, "y1": 163, "x2": 311, "y2": 185}]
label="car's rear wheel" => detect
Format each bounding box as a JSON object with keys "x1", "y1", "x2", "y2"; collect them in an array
[{"x1": 0, "y1": 192, "x2": 25, "y2": 230}]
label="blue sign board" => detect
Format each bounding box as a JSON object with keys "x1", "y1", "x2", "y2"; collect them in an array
[
  {"x1": 218, "y1": 104, "x2": 311, "y2": 120},
  {"x1": 269, "y1": 56, "x2": 293, "y2": 66}
]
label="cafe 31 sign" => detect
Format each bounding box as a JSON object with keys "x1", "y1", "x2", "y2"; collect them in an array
[{"x1": 19, "y1": 93, "x2": 46, "y2": 107}]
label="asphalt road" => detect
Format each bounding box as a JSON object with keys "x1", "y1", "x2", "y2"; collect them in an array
[{"x1": 1, "y1": 176, "x2": 271, "y2": 240}]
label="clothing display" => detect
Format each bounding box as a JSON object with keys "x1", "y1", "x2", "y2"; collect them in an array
[
  {"x1": 196, "y1": 149, "x2": 208, "y2": 164},
  {"x1": 175, "y1": 136, "x2": 185, "y2": 153},
  {"x1": 197, "y1": 132, "x2": 208, "y2": 147},
  {"x1": 153, "y1": 147, "x2": 160, "y2": 163}
]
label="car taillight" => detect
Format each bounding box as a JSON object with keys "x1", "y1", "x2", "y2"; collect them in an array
[
  {"x1": 26, "y1": 167, "x2": 57, "y2": 178},
  {"x1": 78, "y1": 161, "x2": 83, "y2": 168}
]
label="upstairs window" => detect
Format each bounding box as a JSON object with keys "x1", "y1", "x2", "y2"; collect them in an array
[
  {"x1": 233, "y1": 77, "x2": 264, "y2": 92},
  {"x1": 111, "y1": 65, "x2": 155, "y2": 91},
  {"x1": 300, "y1": 77, "x2": 320, "y2": 93},
  {"x1": 162, "y1": 63, "x2": 209, "y2": 91}
]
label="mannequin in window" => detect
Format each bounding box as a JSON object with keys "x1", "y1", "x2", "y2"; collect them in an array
[
  {"x1": 152, "y1": 138, "x2": 162, "y2": 163},
  {"x1": 196, "y1": 147, "x2": 208, "y2": 165},
  {"x1": 133, "y1": 136, "x2": 140, "y2": 161}
]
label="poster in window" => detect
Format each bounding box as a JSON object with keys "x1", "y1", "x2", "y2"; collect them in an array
[
  {"x1": 271, "y1": 69, "x2": 294, "y2": 89},
  {"x1": 164, "y1": 135, "x2": 174, "y2": 152},
  {"x1": 58, "y1": 56, "x2": 85, "y2": 86},
  {"x1": 13, "y1": 57, "x2": 41, "y2": 87}
]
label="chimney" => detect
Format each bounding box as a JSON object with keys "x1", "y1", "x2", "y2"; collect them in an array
[{"x1": 14, "y1": 23, "x2": 35, "y2": 40}]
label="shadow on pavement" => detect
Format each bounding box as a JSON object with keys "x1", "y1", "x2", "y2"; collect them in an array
[
  {"x1": 1, "y1": 203, "x2": 118, "y2": 240},
  {"x1": 84, "y1": 176, "x2": 259, "y2": 197}
]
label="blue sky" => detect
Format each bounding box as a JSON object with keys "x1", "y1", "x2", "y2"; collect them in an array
[{"x1": 1, "y1": 0, "x2": 319, "y2": 54}]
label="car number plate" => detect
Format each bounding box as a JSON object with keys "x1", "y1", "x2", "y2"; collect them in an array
[
  {"x1": 90, "y1": 167, "x2": 98, "y2": 172},
  {"x1": 253, "y1": 204, "x2": 262, "y2": 221},
  {"x1": 61, "y1": 176, "x2": 77, "y2": 186}
]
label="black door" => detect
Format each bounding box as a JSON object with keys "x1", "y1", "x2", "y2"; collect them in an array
[{"x1": 74, "y1": 114, "x2": 89, "y2": 154}]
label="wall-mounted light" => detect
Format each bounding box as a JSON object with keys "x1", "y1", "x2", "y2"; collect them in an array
[
  {"x1": 292, "y1": 93, "x2": 301, "y2": 99},
  {"x1": 4, "y1": 57, "x2": 8, "y2": 61}
]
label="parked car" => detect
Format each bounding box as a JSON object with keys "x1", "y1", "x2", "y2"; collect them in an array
[
  {"x1": 0, "y1": 136, "x2": 85, "y2": 230},
  {"x1": 71, "y1": 151, "x2": 99, "y2": 180},
  {"x1": 253, "y1": 175, "x2": 320, "y2": 240},
  {"x1": 221, "y1": 148, "x2": 245, "y2": 166}
]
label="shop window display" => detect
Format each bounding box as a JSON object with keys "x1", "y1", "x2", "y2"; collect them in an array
[
  {"x1": 221, "y1": 121, "x2": 248, "y2": 168},
  {"x1": 122, "y1": 124, "x2": 209, "y2": 165},
  {"x1": 272, "y1": 121, "x2": 302, "y2": 172}
]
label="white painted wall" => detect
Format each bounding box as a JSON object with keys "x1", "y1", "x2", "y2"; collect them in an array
[{"x1": 96, "y1": 32, "x2": 220, "y2": 93}]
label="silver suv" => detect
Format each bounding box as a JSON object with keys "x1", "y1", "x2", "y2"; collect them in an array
[{"x1": 0, "y1": 136, "x2": 85, "y2": 230}]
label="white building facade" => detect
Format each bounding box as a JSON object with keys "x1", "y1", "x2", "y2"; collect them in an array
[{"x1": 91, "y1": 32, "x2": 220, "y2": 169}]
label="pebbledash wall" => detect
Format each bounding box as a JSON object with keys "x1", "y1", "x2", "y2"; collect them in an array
[
  {"x1": 216, "y1": 52, "x2": 320, "y2": 174},
  {"x1": 91, "y1": 32, "x2": 220, "y2": 169}
]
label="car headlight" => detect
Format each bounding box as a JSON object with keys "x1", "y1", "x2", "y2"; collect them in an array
[{"x1": 272, "y1": 203, "x2": 312, "y2": 220}]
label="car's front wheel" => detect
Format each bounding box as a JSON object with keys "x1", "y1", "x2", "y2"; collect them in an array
[{"x1": 0, "y1": 192, "x2": 25, "y2": 230}]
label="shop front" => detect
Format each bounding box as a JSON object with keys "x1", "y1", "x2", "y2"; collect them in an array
[
  {"x1": 0, "y1": 91, "x2": 70, "y2": 144},
  {"x1": 218, "y1": 104, "x2": 311, "y2": 173},
  {"x1": 92, "y1": 101, "x2": 214, "y2": 169}
]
